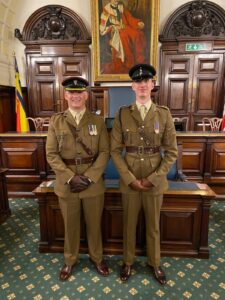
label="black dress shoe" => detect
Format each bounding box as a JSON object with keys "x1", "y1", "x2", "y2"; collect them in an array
[
  {"x1": 149, "y1": 266, "x2": 167, "y2": 285},
  {"x1": 90, "y1": 259, "x2": 109, "y2": 276},
  {"x1": 120, "y1": 263, "x2": 132, "y2": 282},
  {"x1": 59, "y1": 264, "x2": 75, "y2": 281}
]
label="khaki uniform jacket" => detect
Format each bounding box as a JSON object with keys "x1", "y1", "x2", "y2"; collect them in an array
[
  {"x1": 46, "y1": 109, "x2": 109, "y2": 198},
  {"x1": 111, "y1": 102, "x2": 178, "y2": 195}
]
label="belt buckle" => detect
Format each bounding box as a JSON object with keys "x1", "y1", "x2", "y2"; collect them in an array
[
  {"x1": 138, "y1": 146, "x2": 144, "y2": 155},
  {"x1": 148, "y1": 148, "x2": 154, "y2": 154},
  {"x1": 75, "y1": 157, "x2": 82, "y2": 165}
]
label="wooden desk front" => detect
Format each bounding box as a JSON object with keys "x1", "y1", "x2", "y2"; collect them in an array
[
  {"x1": 33, "y1": 182, "x2": 215, "y2": 259},
  {"x1": 0, "y1": 132, "x2": 225, "y2": 199}
]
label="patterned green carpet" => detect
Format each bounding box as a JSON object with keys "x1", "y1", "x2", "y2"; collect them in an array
[{"x1": 0, "y1": 199, "x2": 225, "y2": 300}]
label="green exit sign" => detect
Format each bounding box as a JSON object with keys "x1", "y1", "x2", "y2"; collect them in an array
[{"x1": 185, "y1": 43, "x2": 209, "y2": 51}]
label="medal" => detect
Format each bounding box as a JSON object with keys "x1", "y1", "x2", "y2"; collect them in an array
[
  {"x1": 154, "y1": 121, "x2": 159, "y2": 134},
  {"x1": 88, "y1": 124, "x2": 97, "y2": 135},
  {"x1": 88, "y1": 124, "x2": 94, "y2": 135},
  {"x1": 92, "y1": 125, "x2": 97, "y2": 135}
]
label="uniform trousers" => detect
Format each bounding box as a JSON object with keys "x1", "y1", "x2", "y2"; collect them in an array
[
  {"x1": 122, "y1": 192, "x2": 163, "y2": 267},
  {"x1": 59, "y1": 194, "x2": 104, "y2": 266}
]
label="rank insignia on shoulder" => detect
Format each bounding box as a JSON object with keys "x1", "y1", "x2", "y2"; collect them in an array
[{"x1": 88, "y1": 124, "x2": 97, "y2": 135}]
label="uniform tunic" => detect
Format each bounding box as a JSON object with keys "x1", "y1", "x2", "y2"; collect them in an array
[
  {"x1": 46, "y1": 109, "x2": 109, "y2": 265},
  {"x1": 111, "y1": 102, "x2": 178, "y2": 266}
]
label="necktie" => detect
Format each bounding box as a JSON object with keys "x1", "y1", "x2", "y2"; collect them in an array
[
  {"x1": 140, "y1": 105, "x2": 147, "y2": 120},
  {"x1": 75, "y1": 113, "x2": 81, "y2": 125}
]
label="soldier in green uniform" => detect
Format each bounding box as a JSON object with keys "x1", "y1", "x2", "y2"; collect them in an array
[
  {"x1": 110, "y1": 64, "x2": 178, "y2": 285},
  {"x1": 46, "y1": 76, "x2": 109, "y2": 281}
]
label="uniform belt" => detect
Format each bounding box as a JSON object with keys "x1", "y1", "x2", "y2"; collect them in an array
[
  {"x1": 126, "y1": 146, "x2": 160, "y2": 154},
  {"x1": 63, "y1": 156, "x2": 95, "y2": 165}
]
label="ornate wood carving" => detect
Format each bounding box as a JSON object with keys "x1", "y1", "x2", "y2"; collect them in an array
[
  {"x1": 15, "y1": 5, "x2": 90, "y2": 42},
  {"x1": 160, "y1": 0, "x2": 225, "y2": 41},
  {"x1": 14, "y1": 5, "x2": 91, "y2": 118}
]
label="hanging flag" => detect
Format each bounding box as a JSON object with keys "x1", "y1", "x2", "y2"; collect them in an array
[
  {"x1": 14, "y1": 56, "x2": 29, "y2": 132},
  {"x1": 221, "y1": 103, "x2": 225, "y2": 131}
]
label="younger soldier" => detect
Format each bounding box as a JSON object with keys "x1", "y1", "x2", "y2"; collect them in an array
[{"x1": 110, "y1": 64, "x2": 178, "y2": 285}]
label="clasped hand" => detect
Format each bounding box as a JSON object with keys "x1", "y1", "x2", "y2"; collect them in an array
[
  {"x1": 69, "y1": 175, "x2": 91, "y2": 193},
  {"x1": 129, "y1": 178, "x2": 153, "y2": 192}
]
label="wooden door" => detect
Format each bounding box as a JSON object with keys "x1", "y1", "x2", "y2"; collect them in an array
[
  {"x1": 160, "y1": 52, "x2": 224, "y2": 130},
  {"x1": 28, "y1": 55, "x2": 91, "y2": 115},
  {"x1": 192, "y1": 53, "x2": 224, "y2": 130},
  {"x1": 29, "y1": 56, "x2": 58, "y2": 117},
  {"x1": 160, "y1": 53, "x2": 194, "y2": 127}
]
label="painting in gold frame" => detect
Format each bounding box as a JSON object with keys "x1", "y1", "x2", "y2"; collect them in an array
[{"x1": 91, "y1": 0, "x2": 160, "y2": 83}]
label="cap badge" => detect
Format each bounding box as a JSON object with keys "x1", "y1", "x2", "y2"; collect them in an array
[{"x1": 73, "y1": 80, "x2": 78, "y2": 85}]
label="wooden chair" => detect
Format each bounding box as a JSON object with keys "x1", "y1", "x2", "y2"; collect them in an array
[
  {"x1": 27, "y1": 117, "x2": 50, "y2": 131},
  {"x1": 172, "y1": 117, "x2": 189, "y2": 131},
  {"x1": 202, "y1": 117, "x2": 223, "y2": 132}
]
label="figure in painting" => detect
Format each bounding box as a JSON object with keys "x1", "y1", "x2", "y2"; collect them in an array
[{"x1": 99, "y1": 0, "x2": 148, "y2": 74}]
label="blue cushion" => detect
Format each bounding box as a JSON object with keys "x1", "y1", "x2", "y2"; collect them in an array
[
  {"x1": 104, "y1": 158, "x2": 119, "y2": 188},
  {"x1": 104, "y1": 156, "x2": 178, "y2": 187},
  {"x1": 104, "y1": 158, "x2": 120, "y2": 180},
  {"x1": 167, "y1": 162, "x2": 177, "y2": 180}
]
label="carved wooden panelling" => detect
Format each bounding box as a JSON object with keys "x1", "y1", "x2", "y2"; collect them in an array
[
  {"x1": 103, "y1": 210, "x2": 123, "y2": 243},
  {"x1": 161, "y1": 202, "x2": 201, "y2": 251},
  {"x1": 160, "y1": 1, "x2": 225, "y2": 40},
  {"x1": 168, "y1": 79, "x2": 189, "y2": 113},
  {"x1": 37, "y1": 81, "x2": 56, "y2": 113},
  {"x1": 170, "y1": 59, "x2": 190, "y2": 73},
  {"x1": 161, "y1": 211, "x2": 195, "y2": 243},
  {"x1": 47, "y1": 204, "x2": 64, "y2": 243},
  {"x1": 209, "y1": 143, "x2": 225, "y2": 177},
  {"x1": 60, "y1": 57, "x2": 87, "y2": 77},
  {"x1": 195, "y1": 78, "x2": 217, "y2": 113},
  {"x1": 90, "y1": 88, "x2": 109, "y2": 117},
  {"x1": 1, "y1": 143, "x2": 39, "y2": 173},
  {"x1": 159, "y1": 1, "x2": 225, "y2": 130},
  {"x1": 35, "y1": 62, "x2": 54, "y2": 75},
  {"x1": 0, "y1": 169, "x2": 11, "y2": 225},
  {"x1": 35, "y1": 184, "x2": 214, "y2": 258},
  {"x1": 181, "y1": 142, "x2": 205, "y2": 180},
  {"x1": 5, "y1": 151, "x2": 36, "y2": 171},
  {"x1": 198, "y1": 58, "x2": 219, "y2": 73},
  {"x1": 15, "y1": 5, "x2": 91, "y2": 118},
  {"x1": 0, "y1": 137, "x2": 47, "y2": 197}
]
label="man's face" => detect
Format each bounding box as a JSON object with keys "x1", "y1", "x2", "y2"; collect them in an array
[
  {"x1": 64, "y1": 90, "x2": 88, "y2": 111},
  {"x1": 132, "y1": 78, "x2": 154, "y2": 103}
]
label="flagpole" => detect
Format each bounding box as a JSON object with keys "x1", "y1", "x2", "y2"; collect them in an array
[{"x1": 14, "y1": 53, "x2": 30, "y2": 132}]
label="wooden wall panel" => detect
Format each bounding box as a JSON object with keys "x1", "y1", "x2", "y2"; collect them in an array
[
  {"x1": 180, "y1": 141, "x2": 206, "y2": 181},
  {"x1": 0, "y1": 169, "x2": 11, "y2": 224}
]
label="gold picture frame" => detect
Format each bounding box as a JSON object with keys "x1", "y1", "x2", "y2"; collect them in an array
[{"x1": 91, "y1": 0, "x2": 160, "y2": 83}]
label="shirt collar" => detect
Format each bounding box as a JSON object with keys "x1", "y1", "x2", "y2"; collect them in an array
[
  {"x1": 136, "y1": 99, "x2": 152, "y2": 112},
  {"x1": 69, "y1": 107, "x2": 86, "y2": 119}
]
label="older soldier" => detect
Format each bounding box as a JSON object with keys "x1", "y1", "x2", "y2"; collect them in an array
[
  {"x1": 46, "y1": 76, "x2": 109, "y2": 281},
  {"x1": 110, "y1": 64, "x2": 178, "y2": 285}
]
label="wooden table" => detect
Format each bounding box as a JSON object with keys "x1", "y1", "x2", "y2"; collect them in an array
[{"x1": 33, "y1": 181, "x2": 216, "y2": 258}]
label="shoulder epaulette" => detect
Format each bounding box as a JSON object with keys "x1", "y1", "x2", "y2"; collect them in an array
[
  {"x1": 156, "y1": 104, "x2": 169, "y2": 110},
  {"x1": 118, "y1": 105, "x2": 130, "y2": 131}
]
